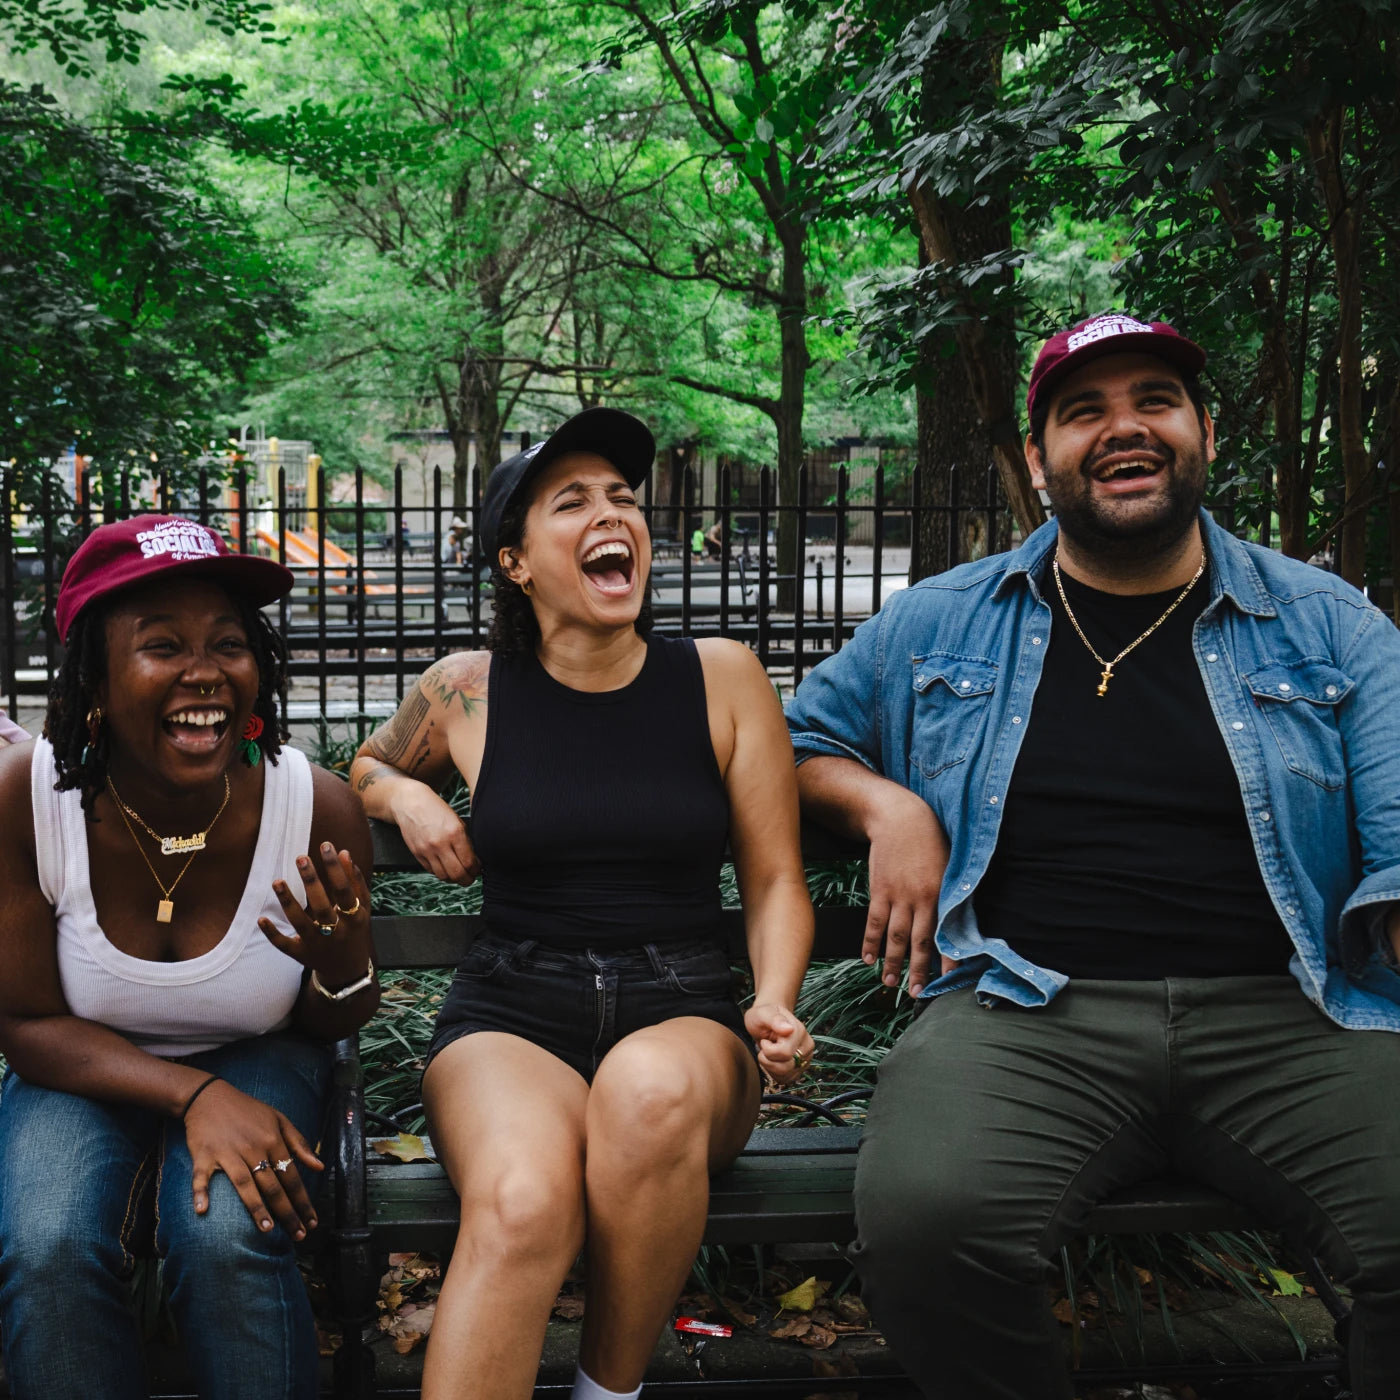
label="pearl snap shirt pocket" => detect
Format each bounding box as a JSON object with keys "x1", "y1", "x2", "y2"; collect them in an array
[
  {"x1": 1242, "y1": 660, "x2": 1354, "y2": 791},
  {"x1": 910, "y1": 654, "x2": 999, "y2": 779}
]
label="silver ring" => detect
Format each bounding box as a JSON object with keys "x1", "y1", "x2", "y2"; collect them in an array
[
  {"x1": 274, "y1": 1158, "x2": 293, "y2": 1174},
  {"x1": 252, "y1": 1159, "x2": 272, "y2": 1173}
]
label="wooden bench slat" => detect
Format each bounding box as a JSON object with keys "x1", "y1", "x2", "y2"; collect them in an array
[
  {"x1": 370, "y1": 907, "x2": 869, "y2": 967},
  {"x1": 1081, "y1": 1180, "x2": 1255, "y2": 1235},
  {"x1": 371, "y1": 819, "x2": 867, "y2": 874},
  {"x1": 359, "y1": 1152, "x2": 1257, "y2": 1259}
]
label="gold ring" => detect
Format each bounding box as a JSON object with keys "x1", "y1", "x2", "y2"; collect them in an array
[
  {"x1": 335, "y1": 897, "x2": 361, "y2": 917},
  {"x1": 793, "y1": 1050, "x2": 808, "y2": 1072},
  {"x1": 314, "y1": 915, "x2": 339, "y2": 936}
]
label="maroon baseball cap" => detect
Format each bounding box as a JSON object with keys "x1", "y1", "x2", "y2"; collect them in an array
[
  {"x1": 1027, "y1": 314, "x2": 1206, "y2": 424},
  {"x1": 55, "y1": 515, "x2": 295, "y2": 643}
]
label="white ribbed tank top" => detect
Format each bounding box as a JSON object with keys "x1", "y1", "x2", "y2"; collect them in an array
[{"x1": 32, "y1": 738, "x2": 313, "y2": 1056}]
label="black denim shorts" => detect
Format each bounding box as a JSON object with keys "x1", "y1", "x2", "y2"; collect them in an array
[{"x1": 423, "y1": 930, "x2": 753, "y2": 1082}]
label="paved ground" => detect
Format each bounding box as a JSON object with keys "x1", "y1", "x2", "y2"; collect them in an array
[{"x1": 128, "y1": 1290, "x2": 1345, "y2": 1397}]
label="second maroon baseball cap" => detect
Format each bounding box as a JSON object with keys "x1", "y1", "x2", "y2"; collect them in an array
[
  {"x1": 1027, "y1": 314, "x2": 1206, "y2": 424},
  {"x1": 55, "y1": 515, "x2": 294, "y2": 643}
]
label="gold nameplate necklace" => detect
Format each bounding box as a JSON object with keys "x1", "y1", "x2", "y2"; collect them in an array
[
  {"x1": 1051, "y1": 552, "x2": 1207, "y2": 698},
  {"x1": 107, "y1": 773, "x2": 231, "y2": 923}
]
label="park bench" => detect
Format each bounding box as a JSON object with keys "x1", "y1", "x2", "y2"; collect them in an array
[{"x1": 318, "y1": 822, "x2": 1352, "y2": 1399}]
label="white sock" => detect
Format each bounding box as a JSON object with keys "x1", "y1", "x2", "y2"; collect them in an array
[{"x1": 570, "y1": 1364, "x2": 642, "y2": 1400}]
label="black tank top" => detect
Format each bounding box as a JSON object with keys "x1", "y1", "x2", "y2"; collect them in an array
[{"x1": 470, "y1": 634, "x2": 730, "y2": 950}]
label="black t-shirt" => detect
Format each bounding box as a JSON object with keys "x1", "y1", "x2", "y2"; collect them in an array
[{"x1": 973, "y1": 565, "x2": 1292, "y2": 979}]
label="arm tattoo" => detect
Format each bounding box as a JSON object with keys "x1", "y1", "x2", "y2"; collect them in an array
[
  {"x1": 365, "y1": 687, "x2": 431, "y2": 767},
  {"x1": 407, "y1": 728, "x2": 433, "y2": 776},
  {"x1": 423, "y1": 652, "x2": 490, "y2": 718},
  {"x1": 355, "y1": 761, "x2": 399, "y2": 794}
]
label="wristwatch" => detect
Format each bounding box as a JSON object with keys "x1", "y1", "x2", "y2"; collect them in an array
[{"x1": 311, "y1": 958, "x2": 377, "y2": 1002}]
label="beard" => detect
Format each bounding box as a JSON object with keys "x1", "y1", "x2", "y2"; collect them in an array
[{"x1": 1041, "y1": 431, "x2": 1209, "y2": 564}]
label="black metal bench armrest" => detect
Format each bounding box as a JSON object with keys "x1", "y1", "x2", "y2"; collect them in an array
[
  {"x1": 327, "y1": 1034, "x2": 368, "y2": 1240},
  {"x1": 324, "y1": 1031, "x2": 380, "y2": 1384}
]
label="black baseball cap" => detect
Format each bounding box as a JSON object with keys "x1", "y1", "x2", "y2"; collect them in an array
[{"x1": 479, "y1": 407, "x2": 656, "y2": 561}]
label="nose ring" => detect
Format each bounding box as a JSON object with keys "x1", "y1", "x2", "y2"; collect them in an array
[{"x1": 198, "y1": 685, "x2": 215, "y2": 697}]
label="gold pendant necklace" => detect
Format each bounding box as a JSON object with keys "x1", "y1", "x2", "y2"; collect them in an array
[
  {"x1": 106, "y1": 774, "x2": 231, "y2": 923},
  {"x1": 109, "y1": 773, "x2": 230, "y2": 855},
  {"x1": 1051, "y1": 552, "x2": 1206, "y2": 698}
]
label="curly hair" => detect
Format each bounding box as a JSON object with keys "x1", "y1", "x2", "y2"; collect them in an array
[
  {"x1": 44, "y1": 591, "x2": 288, "y2": 818},
  {"x1": 484, "y1": 489, "x2": 653, "y2": 656}
]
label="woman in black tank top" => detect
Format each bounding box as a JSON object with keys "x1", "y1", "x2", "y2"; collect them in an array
[{"x1": 351, "y1": 409, "x2": 815, "y2": 1400}]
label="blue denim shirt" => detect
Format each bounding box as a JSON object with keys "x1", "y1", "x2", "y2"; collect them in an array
[{"x1": 786, "y1": 511, "x2": 1400, "y2": 1029}]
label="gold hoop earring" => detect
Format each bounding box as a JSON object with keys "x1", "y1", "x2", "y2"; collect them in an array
[{"x1": 82, "y1": 707, "x2": 104, "y2": 766}]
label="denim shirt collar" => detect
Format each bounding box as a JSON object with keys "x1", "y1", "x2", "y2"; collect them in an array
[{"x1": 992, "y1": 510, "x2": 1278, "y2": 619}]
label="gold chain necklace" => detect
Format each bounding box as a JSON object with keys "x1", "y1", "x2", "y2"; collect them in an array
[
  {"x1": 109, "y1": 773, "x2": 229, "y2": 855},
  {"x1": 106, "y1": 774, "x2": 231, "y2": 923},
  {"x1": 1051, "y1": 552, "x2": 1206, "y2": 698}
]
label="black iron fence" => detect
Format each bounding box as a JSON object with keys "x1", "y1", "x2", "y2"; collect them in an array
[{"x1": 2, "y1": 458, "x2": 1282, "y2": 739}]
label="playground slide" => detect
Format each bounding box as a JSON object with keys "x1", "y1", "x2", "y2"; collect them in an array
[{"x1": 253, "y1": 527, "x2": 414, "y2": 595}]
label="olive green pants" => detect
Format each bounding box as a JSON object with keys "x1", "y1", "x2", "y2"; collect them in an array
[{"x1": 851, "y1": 977, "x2": 1400, "y2": 1399}]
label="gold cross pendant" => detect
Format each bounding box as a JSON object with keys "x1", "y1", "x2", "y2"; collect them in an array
[
  {"x1": 157, "y1": 899, "x2": 174, "y2": 923},
  {"x1": 1097, "y1": 664, "x2": 1114, "y2": 698}
]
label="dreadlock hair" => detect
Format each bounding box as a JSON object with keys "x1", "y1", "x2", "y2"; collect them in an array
[
  {"x1": 484, "y1": 486, "x2": 654, "y2": 656},
  {"x1": 44, "y1": 590, "x2": 289, "y2": 819}
]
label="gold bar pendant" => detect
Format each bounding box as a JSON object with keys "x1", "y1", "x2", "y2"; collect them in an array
[{"x1": 157, "y1": 899, "x2": 174, "y2": 923}]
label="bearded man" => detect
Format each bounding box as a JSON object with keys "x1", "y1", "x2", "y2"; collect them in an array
[{"x1": 785, "y1": 314, "x2": 1400, "y2": 1398}]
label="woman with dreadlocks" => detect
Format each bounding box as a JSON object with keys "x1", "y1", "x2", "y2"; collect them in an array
[
  {"x1": 350, "y1": 409, "x2": 815, "y2": 1400},
  {"x1": 0, "y1": 515, "x2": 378, "y2": 1400}
]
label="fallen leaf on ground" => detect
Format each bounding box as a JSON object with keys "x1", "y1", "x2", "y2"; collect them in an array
[
  {"x1": 370, "y1": 1132, "x2": 433, "y2": 1163},
  {"x1": 832, "y1": 1295, "x2": 868, "y2": 1325},
  {"x1": 770, "y1": 1317, "x2": 813, "y2": 1340},
  {"x1": 1266, "y1": 1268, "x2": 1304, "y2": 1297},
  {"x1": 383, "y1": 1300, "x2": 436, "y2": 1354},
  {"x1": 799, "y1": 1323, "x2": 838, "y2": 1349},
  {"x1": 718, "y1": 1297, "x2": 757, "y2": 1327},
  {"x1": 775, "y1": 1276, "x2": 827, "y2": 1312}
]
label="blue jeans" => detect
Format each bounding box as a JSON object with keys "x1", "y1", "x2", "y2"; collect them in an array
[{"x1": 0, "y1": 1032, "x2": 330, "y2": 1400}]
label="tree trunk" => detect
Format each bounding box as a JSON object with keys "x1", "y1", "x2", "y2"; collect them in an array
[
  {"x1": 1377, "y1": 362, "x2": 1400, "y2": 625},
  {"x1": 1308, "y1": 110, "x2": 1369, "y2": 587},
  {"x1": 774, "y1": 222, "x2": 810, "y2": 612},
  {"x1": 444, "y1": 352, "x2": 502, "y2": 511},
  {"x1": 1210, "y1": 181, "x2": 1305, "y2": 555},
  {"x1": 912, "y1": 229, "x2": 1012, "y2": 581},
  {"x1": 907, "y1": 33, "x2": 1044, "y2": 550}
]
